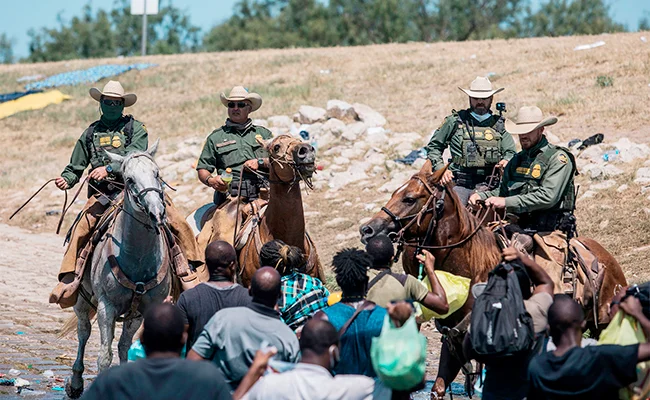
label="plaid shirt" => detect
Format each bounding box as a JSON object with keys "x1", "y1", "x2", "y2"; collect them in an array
[{"x1": 279, "y1": 272, "x2": 330, "y2": 331}]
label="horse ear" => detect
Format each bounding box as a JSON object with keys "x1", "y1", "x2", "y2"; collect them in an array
[
  {"x1": 105, "y1": 151, "x2": 125, "y2": 165},
  {"x1": 147, "y1": 138, "x2": 160, "y2": 158},
  {"x1": 419, "y1": 159, "x2": 433, "y2": 175},
  {"x1": 256, "y1": 135, "x2": 272, "y2": 148},
  {"x1": 430, "y1": 163, "x2": 450, "y2": 185}
]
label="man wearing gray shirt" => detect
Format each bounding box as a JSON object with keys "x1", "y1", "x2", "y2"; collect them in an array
[{"x1": 188, "y1": 267, "x2": 300, "y2": 389}]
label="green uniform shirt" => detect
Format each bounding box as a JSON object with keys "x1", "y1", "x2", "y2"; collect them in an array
[
  {"x1": 196, "y1": 124, "x2": 272, "y2": 180},
  {"x1": 60, "y1": 116, "x2": 148, "y2": 188},
  {"x1": 426, "y1": 110, "x2": 516, "y2": 173},
  {"x1": 478, "y1": 136, "x2": 575, "y2": 215}
]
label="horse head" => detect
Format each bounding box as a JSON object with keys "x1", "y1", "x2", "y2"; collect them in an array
[
  {"x1": 260, "y1": 135, "x2": 316, "y2": 185},
  {"x1": 106, "y1": 139, "x2": 166, "y2": 227},
  {"x1": 360, "y1": 160, "x2": 453, "y2": 243}
]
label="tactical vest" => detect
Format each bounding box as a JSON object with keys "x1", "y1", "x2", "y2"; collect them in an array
[
  {"x1": 510, "y1": 144, "x2": 577, "y2": 214},
  {"x1": 451, "y1": 110, "x2": 505, "y2": 169},
  {"x1": 85, "y1": 115, "x2": 135, "y2": 170}
]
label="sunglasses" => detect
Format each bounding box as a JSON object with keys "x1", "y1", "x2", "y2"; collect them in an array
[
  {"x1": 227, "y1": 101, "x2": 249, "y2": 109},
  {"x1": 101, "y1": 98, "x2": 124, "y2": 107}
]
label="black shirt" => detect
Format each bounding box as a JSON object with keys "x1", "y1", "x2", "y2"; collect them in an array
[
  {"x1": 82, "y1": 357, "x2": 232, "y2": 400},
  {"x1": 176, "y1": 283, "x2": 252, "y2": 349},
  {"x1": 527, "y1": 344, "x2": 639, "y2": 400}
]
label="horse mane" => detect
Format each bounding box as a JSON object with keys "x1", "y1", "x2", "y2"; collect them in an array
[{"x1": 426, "y1": 166, "x2": 501, "y2": 282}]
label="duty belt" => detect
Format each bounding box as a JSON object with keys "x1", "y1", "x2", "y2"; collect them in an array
[
  {"x1": 454, "y1": 168, "x2": 495, "y2": 190},
  {"x1": 519, "y1": 211, "x2": 564, "y2": 232}
]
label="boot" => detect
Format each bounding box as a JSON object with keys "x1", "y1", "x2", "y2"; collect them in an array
[{"x1": 49, "y1": 272, "x2": 79, "y2": 309}]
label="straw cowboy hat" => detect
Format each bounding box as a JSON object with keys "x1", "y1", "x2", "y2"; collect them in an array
[
  {"x1": 220, "y1": 86, "x2": 262, "y2": 112},
  {"x1": 89, "y1": 80, "x2": 137, "y2": 107},
  {"x1": 458, "y1": 76, "x2": 504, "y2": 99},
  {"x1": 505, "y1": 106, "x2": 558, "y2": 135}
]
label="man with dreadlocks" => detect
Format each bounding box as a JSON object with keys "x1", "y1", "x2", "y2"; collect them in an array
[
  {"x1": 260, "y1": 240, "x2": 329, "y2": 332},
  {"x1": 314, "y1": 248, "x2": 387, "y2": 377}
]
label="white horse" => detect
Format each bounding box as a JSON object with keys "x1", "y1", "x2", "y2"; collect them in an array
[{"x1": 66, "y1": 141, "x2": 173, "y2": 398}]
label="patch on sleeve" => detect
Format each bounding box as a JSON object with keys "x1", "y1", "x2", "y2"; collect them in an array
[
  {"x1": 558, "y1": 153, "x2": 568, "y2": 164},
  {"x1": 141, "y1": 124, "x2": 148, "y2": 133}
]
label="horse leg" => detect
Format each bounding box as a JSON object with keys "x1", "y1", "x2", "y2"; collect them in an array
[
  {"x1": 65, "y1": 298, "x2": 93, "y2": 399},
  {"x1": 96, "y1": 299, "x2": 117, "y2": 372},
  {"x1": 118, "y1": 315, "x2": 143, "y2": 364},
  {"x1": 433, "y1": 340, "x2": 463, "y2": 399}
]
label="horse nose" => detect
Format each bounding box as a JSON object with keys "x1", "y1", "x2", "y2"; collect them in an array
[
  {"x1": 360, "y1": 224, "x2": 375, "y2": 239},
  {"x1": 296, "y1": 143, "x2": 313, "y2": 160}
]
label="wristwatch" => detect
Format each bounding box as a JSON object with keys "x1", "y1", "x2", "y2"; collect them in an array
[
  {"x1": 257, "y1": 158, "x2": 264, "y2": 166},
  {"x1": 106, "y1": 165, "x2": 113, "y2": 173}
]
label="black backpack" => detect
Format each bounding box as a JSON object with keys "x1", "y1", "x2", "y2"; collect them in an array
[{"x1": 470, "y1": 260, "x2": 535, "y2": 361}]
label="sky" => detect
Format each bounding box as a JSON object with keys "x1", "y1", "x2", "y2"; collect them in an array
[{"x1": 1, "y1": 0, "x2": 649, "y2": 59}]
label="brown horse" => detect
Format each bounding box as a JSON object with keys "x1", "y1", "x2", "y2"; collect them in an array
[
  {"x1": 237, "y1": 135, "x2": 325, "y2": 286},
  {"x1": 360, "y1": 160, "x2": 627, "y2": 398}
]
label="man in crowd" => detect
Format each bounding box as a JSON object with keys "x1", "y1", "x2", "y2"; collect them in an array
[
  {"x1": 50, "y1": 81, "x2": 203, "y2": 308},
  {"x1": 528, "y1": 294, "x2": 650, "y2": 399},
  {"x1": 188, "y1": 267, "x2": 300, "y2": 389},
  {"x1": 83, "y1": 303, "x2": 231, "y2": 400},
  {"x1": 464, "y1": 246, "x2": 554, "y2": 400},
  {"x1": 469, "y1": 106, "x2": 576, "y2": 255},
  {"x1": 426, "y1": 76, "x2": 516, "y2": 204},
  {"x1": 177, "y1": 240, "x2": 251, "y2": 350},
  {"x1": 196, "y1": 86, "x2": 273, "y2": 207},
  {"x1": 365, "y1": 235, "x2": 448, "y2": 315}
]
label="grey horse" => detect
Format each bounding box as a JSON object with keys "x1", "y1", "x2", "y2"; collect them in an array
[{"x1": 66, "y1": 140, "x2": 173, "y2": 398}]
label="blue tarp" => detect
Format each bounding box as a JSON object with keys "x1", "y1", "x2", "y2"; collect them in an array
[
  {"x1": 395, "y1": 148, "x2": 427, "y2": 165},
  {"x1": 0, "y1": 90, "x2": 42, "y2": 104},
  {"x1": 25, "y1": 63, "x2": 157, "y2": 91}
]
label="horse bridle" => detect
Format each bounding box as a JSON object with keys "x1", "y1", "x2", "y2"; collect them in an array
[
  {"x1": 382, "y1": 175, "x2": 490, "y2": 255},
  {"x1": 123, "y1": 154, "x2": 166, "y2": 229},
  {"x1": 267, "y1": 138, "x2": 315, "y2": 190}
]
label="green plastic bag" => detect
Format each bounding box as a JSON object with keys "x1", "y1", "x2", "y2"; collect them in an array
[
  {"x1": 598, "y1": 311, "x2": 649, "y2": 400},
  {"x1": 371, "y1": 314, "x2": 427, "y2": 391}
]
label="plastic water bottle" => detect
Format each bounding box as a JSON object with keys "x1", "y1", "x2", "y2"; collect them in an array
[
  {"x1": 221, "y1": 168, "x2": 233, "y2": 191},
  {"x1": 602, "y1": 149, "x2": 619, "y2": 162},
  {"x1": 310, "y1": 136, "x2": 318, "y2": 153}
]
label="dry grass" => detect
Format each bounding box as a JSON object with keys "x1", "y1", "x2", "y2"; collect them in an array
[{"x1": 2, "y1": 32, "x2": 650, "y2": 282}]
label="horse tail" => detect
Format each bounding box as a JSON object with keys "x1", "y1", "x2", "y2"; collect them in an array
[{"x1": 58, "y1": 309, "x2": 97, "y2": 338}]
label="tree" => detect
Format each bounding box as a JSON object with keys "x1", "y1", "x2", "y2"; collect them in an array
[
  {"x1": 518, "y1": 0, "x2": 625, "y2": 37},
  {"x1": 0, "y1": 33, "x2": 14, "y2": 64}
]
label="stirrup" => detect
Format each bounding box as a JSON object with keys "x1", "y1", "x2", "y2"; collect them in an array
[{"x1": 171, "y1": 244, "x2": 190, "y2": 277}]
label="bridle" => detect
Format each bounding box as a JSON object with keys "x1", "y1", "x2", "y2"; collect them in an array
[
  {"x1": 266, "y1": 137, "x2": 315, "y2": 190},
  {"x1": 121, "y1": 154, "x2": 166, "y2": 230},
  {"x1": 382, "y1": 174, "x2": 490, "y2": 257}
]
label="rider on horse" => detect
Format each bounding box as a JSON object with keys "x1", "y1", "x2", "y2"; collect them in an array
[
  {"x1": 426, "y1": 76, "x2": 517, "y2": 204},
  {"x1": 49, "y1": 81, "x2": 204, "y2": 308}
]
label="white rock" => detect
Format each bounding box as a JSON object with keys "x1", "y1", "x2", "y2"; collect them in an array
[
  {"x1": 328, "y1": 169, "x2": 369, "y2": 189},
  {"x1": 269, "y1": 126, "x2": 289, "y2": 137},
  {"x1": 352, "y1": 103, "x2": 387, "y2": 127},
  {"x1": 333, "y1": 156, "x2": 350, "y2": 165},
  {"x1": 617, "y1": 184, "x2": 629, "y2": 193},
  {"x1": 589, "y1": 180, "x2": 616, "y2": 191},
  {"x1": 315, "y1": 132, "x2": 336, "y2": 149},
  {"x1": 342, "y1": 122, "x2": 367, "y2": 141},
  {"x1": 635, "y1": 167, "x2": 650, "y2": 185},
  {"x1": 353, "y1": 141, "x2": 370, "y2": 151},
  {"x1": 599, "y1": 220, "x2": 609, "y2": 229},
  {"x1": 603, "y1": 164, "x2": 624, "y2": 177},
  {"x1": 612, "y1": 138, "x2": 650, "y2": 163},
  {"x1": 546, "y1": 132, "x2": 561, "y2": 144},
  {"x1": 578, "y1": 190, "x2": 597, "y2": 201},
  {"x1": 372, "y1": 165, "x2": 385, "y2": 174},
  {"x1": 293, "y1": 113, "x2": 301, "y2": 123},
  {"x1": 364, "y1": 203, "x2": 377, "y2": 211},
  {"x1": 343, "y1": 201, "x2": 353, "y2": 207},
  {"x1": 412, "y1": 158, "x2": 427, "y2": 169},
  {"x1": 388, "y1": 132, "x2": 422, "y2": 147},
  {"x1": 324, "y1": 217, "x2": 349, "y2": 227},
  {"x1": 364, "y1": 148, "x2": 386, "y2": 165},
  {"x1": 251, "y1": 118, "x2": 267, "y2": 127},
  {"x1": 267, "y1": 115, "x2": 294, "y2": 128},
  {"x1": 577, "y1": 145, "x2": 605, "y2": 164},
  {"x1": 299, "y1": 105, "x2": 327, "y2": 124},
  {"x1": 340, "y1": 148, "x2": 365, "y2": 159},
  {"x1": 326, "y1": 100, "x2": 358, "y2": 121},
  {"x1": 334, "y1": 232, "x2": 360, "y2": 242},
  {"x1": 182, "y1": 170, "x2": 196, "y2": 182},
  {"x1": 642, "y1": 186, "x2": 650, "y2": 194},
  {"x1": 378, "y1": 171, "x2": 412, "y2": 193},
  {"x1": 581, "y1": 163, "x2": 604, "y2": 179},
  {"x1": 321, "y1": 118, "x2": 346, "y2": 137},
  {"x1": 359, "y1": 217, "x2": 372, "y2": 225}
]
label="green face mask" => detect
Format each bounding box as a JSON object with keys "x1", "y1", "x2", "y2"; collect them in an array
[{"x1": 100, "y1": 102, "x2": 124, "y2": 123}]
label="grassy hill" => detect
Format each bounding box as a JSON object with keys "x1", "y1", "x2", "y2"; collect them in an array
[{"x1": 1, "y1": 31, "x2": 650, "y2": 283}]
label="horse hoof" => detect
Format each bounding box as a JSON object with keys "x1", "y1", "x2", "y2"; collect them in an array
[{"x1": 65, "y1": 377, "x2": 84, "y2": 399}]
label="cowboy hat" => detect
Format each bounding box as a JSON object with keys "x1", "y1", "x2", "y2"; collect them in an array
[
  {"x1": 505, "y1": 106, "x2": 558, "y2": 135},
  {"x1": 458, "y1": 76, "x2": 504, "y2": 99},
  {"x1": 220, "y1": 86, "x2": 262, "y2": 112},
  {"x1": 89, "y1": 80, "x2": 137, "y2": 107}
]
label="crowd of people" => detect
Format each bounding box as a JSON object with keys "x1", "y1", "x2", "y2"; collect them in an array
[{"x1": 80, "y1": 235, "x2": 650, "y2": 400}]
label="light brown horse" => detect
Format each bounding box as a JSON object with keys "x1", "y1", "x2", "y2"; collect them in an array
[
  {"x1": 360, "y1": 160, "x2": 627, "y2": 398},
  {"x1": 237, "y1": 135, "x2": 324, "y2": 286}
]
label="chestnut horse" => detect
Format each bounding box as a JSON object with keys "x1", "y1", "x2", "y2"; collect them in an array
[
  {"x1": 360, "y1": 160, "x2": 627, "y2": 398},
  {"x1": 237, "y1": 135, "x2": 325, "y2": 286}
]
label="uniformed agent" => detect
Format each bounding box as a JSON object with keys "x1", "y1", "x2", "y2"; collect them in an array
[
  {"x1": 426, "y1": 76, "x2": 517, "y2": 204},
  {"x1": 50, "y1": 81, "x2": 203, "y2": 308},
  {"x1": 469, "y1": 106, "x2": 576, "y2": 243},
  {"x1": 196, "y1": 86, "x2": 272, "y2": 206}
]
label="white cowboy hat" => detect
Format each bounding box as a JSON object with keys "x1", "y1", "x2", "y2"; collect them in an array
[
  {"x1": 505, "y1": 106, "x2": 558, "y2": 135},
  {"x1": 458, "y1": 76, "x2": 504, "y2": 99},
  {"x1": 89, "y1": 80, "x2": 137, "y2": 107},
  {"x1": 220, "y1": 86, "x2": 263, "y2": 112}
]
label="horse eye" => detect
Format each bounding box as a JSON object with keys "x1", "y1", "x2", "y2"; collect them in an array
[
  {"x1": 402, "y1": 197, "x2": 417, "y2": 205},
  {"x1": 273, "y1": 144, "x2": 281, "y2": 152}
]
